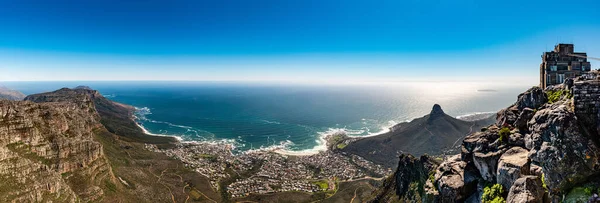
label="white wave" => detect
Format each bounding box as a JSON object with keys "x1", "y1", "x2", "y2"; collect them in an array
[
  {"x1": 273, "y1": 128, "x2": 346, "y2": 156},
  {"x1": 259, "y1": 119, "x2": 282, "y2": 125},
  {"x1": 133, "y1": 106, "x2": 215, "y2": 140},
  {"x1": 245, "y1": 140, "x2": 294, "y2": 155},
  {"x1": 455, "y1": 111, "x2": 496, "y2": 121}
]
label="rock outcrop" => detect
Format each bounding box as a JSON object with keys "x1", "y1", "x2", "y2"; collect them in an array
[
  {"x1": 0, "y1": 99, "x2": 114, "y2": 202},
  {"x1": 434, "y1": 155, "x2": 472, "y2": 202},
  {"x1": 370, "y1": 154, "x2": 439, "y2": 202},
  {"x1": 496, "y1": 147, "x2": 530, "y2": 191},
  {"x1": 379, "y1": 75, "x2": 600, "y2": 202},
  {"x1": 506, "y1": 176, "x2": 546, "y2": 203},
  {"x1": 25, "y1": 88, "x2": 176, "y2": 144},
  {"x1": 0, "y1": 87, "x2": 221, "y2": 202}
]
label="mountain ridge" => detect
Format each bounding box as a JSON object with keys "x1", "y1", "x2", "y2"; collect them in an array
[
  {"x1": 342, "y1": 103, "x2": 495, "y2": 167},
  {"x1": 0, "y1": 86, "x2": 26, "y2": 101}
]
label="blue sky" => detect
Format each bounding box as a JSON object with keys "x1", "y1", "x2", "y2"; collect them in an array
[{"x1": 1, "y1": 0, "x2": 599, "y2": 84}]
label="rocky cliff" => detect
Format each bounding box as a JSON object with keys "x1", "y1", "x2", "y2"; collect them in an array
[
  {"x1": 25, "y1": 88, "x2": 176, "y2": 144},
  {"x1": 375, "y1": 75, "x2": 600, "y2": 202},
  {"x1": 0, "y1": 99, "x2": 114, "y2": 202},
  {"x1": 1, "y1": 87, "x2": 221, "y2": 202}
]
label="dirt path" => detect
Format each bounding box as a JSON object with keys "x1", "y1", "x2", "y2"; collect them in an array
[{"x1": 350, "y1": 186, "x2": 364, "y2": 203}]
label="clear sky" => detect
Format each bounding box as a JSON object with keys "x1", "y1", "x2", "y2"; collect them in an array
[{"x1": 1, "y1": 0, "x2": 599, "y2": 84}]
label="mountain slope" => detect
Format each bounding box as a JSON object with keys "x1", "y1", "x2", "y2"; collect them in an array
[
  {"x1": 0, "y1": 87, "x2": 221, "y2": 202},
  {"x1": 343, "y1": 104, "x2": 494, "y2": 167},
  {"x1": 0, "y1": 99, "x2": 114, "y2": 202},
  {"x1": 0, "y1": 86, "x2": 26, "y2": 101}
]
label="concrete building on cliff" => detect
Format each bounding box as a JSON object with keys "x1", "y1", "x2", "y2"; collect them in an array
[{"x1": 540, "y1": 44, "x2": 592, "y2": 89}]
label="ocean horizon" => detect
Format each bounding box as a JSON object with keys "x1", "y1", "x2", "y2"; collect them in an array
[{"x1": 4, "y1": 81, "x2": 530, "y2": 154}]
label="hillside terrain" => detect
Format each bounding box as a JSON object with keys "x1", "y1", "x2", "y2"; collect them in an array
[
  {"x1": 372, "y1": 74, "x2": 600, "y2": 202},
  {"x1": 343, "y1": 104, "x2": 495, "y2": 167},
  {"x1": 0, "y1": 86, "x2": 26, "y2": 101},
  {"x1": 1, "y1": 87, "x2": 222, "y2": 202}
]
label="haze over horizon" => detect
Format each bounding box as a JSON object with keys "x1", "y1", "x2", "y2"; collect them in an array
[{"x1": 1, "y1": 0, "x2": 599, "y2": 84}]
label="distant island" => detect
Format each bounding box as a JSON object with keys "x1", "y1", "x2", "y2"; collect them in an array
[{"x1": 477, "y1": 89, "x2": 498, "y2": 92}]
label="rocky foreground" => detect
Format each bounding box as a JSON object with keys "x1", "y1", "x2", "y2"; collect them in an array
[{"x1": 372, "y1": 74, "x2": 600, "y2": 202}]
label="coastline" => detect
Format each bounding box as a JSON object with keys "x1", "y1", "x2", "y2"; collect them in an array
[{"x1": 132, "y1": 106, "x2": 495, "y2": 156}]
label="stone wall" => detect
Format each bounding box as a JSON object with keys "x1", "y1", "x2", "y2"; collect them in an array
[{"x1": 573, "y1": 80, "x2": 600, "y2": 134}]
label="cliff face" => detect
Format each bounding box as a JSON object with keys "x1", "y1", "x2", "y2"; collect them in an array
[
  {"x1": 0, "y1": 99, "x2": 114, "y2": 202},
  {"x1": 370, "y1": 154, "x2": 439, "y2": 202},
  {"x1": 10, "y1": 87, "x2": 221, "y2": 203},
  {"x1": 25, "y1": 88, "x2": 176, "y2": 145},
  {"x1": 378, "y1": 76, "x2": 600, "y2": 202}
]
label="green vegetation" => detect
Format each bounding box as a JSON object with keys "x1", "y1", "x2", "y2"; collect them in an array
[
  {"x1": 565, "y1": 187, "x2": 593, "y2": 203},
  {"x1": 428, "y1": 173, "x2": 435, "y2": 184},
  {"x1": 482, "y1": 184, "x2": 506, "y2": 203},
  {"x1": 546, "y1": 89, "x2": 571, "y2": 103},
  {"x1": 336, "y1": 143, "x2": 347, "y2": 149},
  {"x1": 498, "y1": 127, "x2": 511, "y2": 143},
  {"x1": 313, "y1": 180, "x2": 329, "y2": 191},
  {"x1": 541, "y1": 173, "x2": 548, "y2": 191}
]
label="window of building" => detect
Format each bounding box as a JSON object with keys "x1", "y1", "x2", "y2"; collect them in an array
[
  {"x1": 557, "y1": 74, "x2": 565, "y2": 83},
  {"x1": 550, "y1": 65, "x2": 557, "y2": 71}
]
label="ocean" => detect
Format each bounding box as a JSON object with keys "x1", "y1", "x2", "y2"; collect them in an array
[{"x1": 5, "y1": 81, "x2": 530, "y2": 154}]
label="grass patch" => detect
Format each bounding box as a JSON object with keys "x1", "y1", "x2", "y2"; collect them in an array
[
  {"x1": 498, "y1": 127, "x2": 510, "y2": 143},
  {"x1": 565, "y1": 187, "x2": 592, "y2": 203},
  {"x1": 313, "y1": 180, "x2": 329, "y2": 191},
  {"x1": 546, "y1": 89, "x2": 571, "y2": 103},
  {"x1": 336, "y1": 143, "x2": 347, "y2": 149},
  {"x1": 541, "y1": 173, "x2": 548, "y2": 191},
  {"x1": 482, "y1": 184, "x2": 506, "y2": 203}
]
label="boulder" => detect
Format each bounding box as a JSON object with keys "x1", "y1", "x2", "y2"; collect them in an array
[
  {"x1": 507, "y1": 176, "x2": 546, "y2": 203},
  {"x1": 462, "y1": 126, "x2": 508, "y2": 182},
  {"x1": 514, "y1": 108, "x2": 535, "y2": 133},
  {"x1": 462, "y1": 126, "x2": 501, "y2": 161},
  {"x1": 515, "y1": 87, "x2": 547, "y2": 111},
  {"x1": 497, "y1": 147, "x2": 530, "y2": 190},
  {"x1": 434, "y1": 155, "x2": 475, "y2": 202},
  {"x1": 508, "y1": 132, "x2": 525, "y2": 147},
  {"x1": 473, "y1": 149, "x2": 505, "y2": 182},
  {"x1": 527, "y1": 102, "x2": 600, "y2": 192},
  {"x1": 529, "y1": 164, "x2": 543, "y2": 177},
  {"x1": 497, "y1": 107, "x2": 519, "y2": 127}
]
